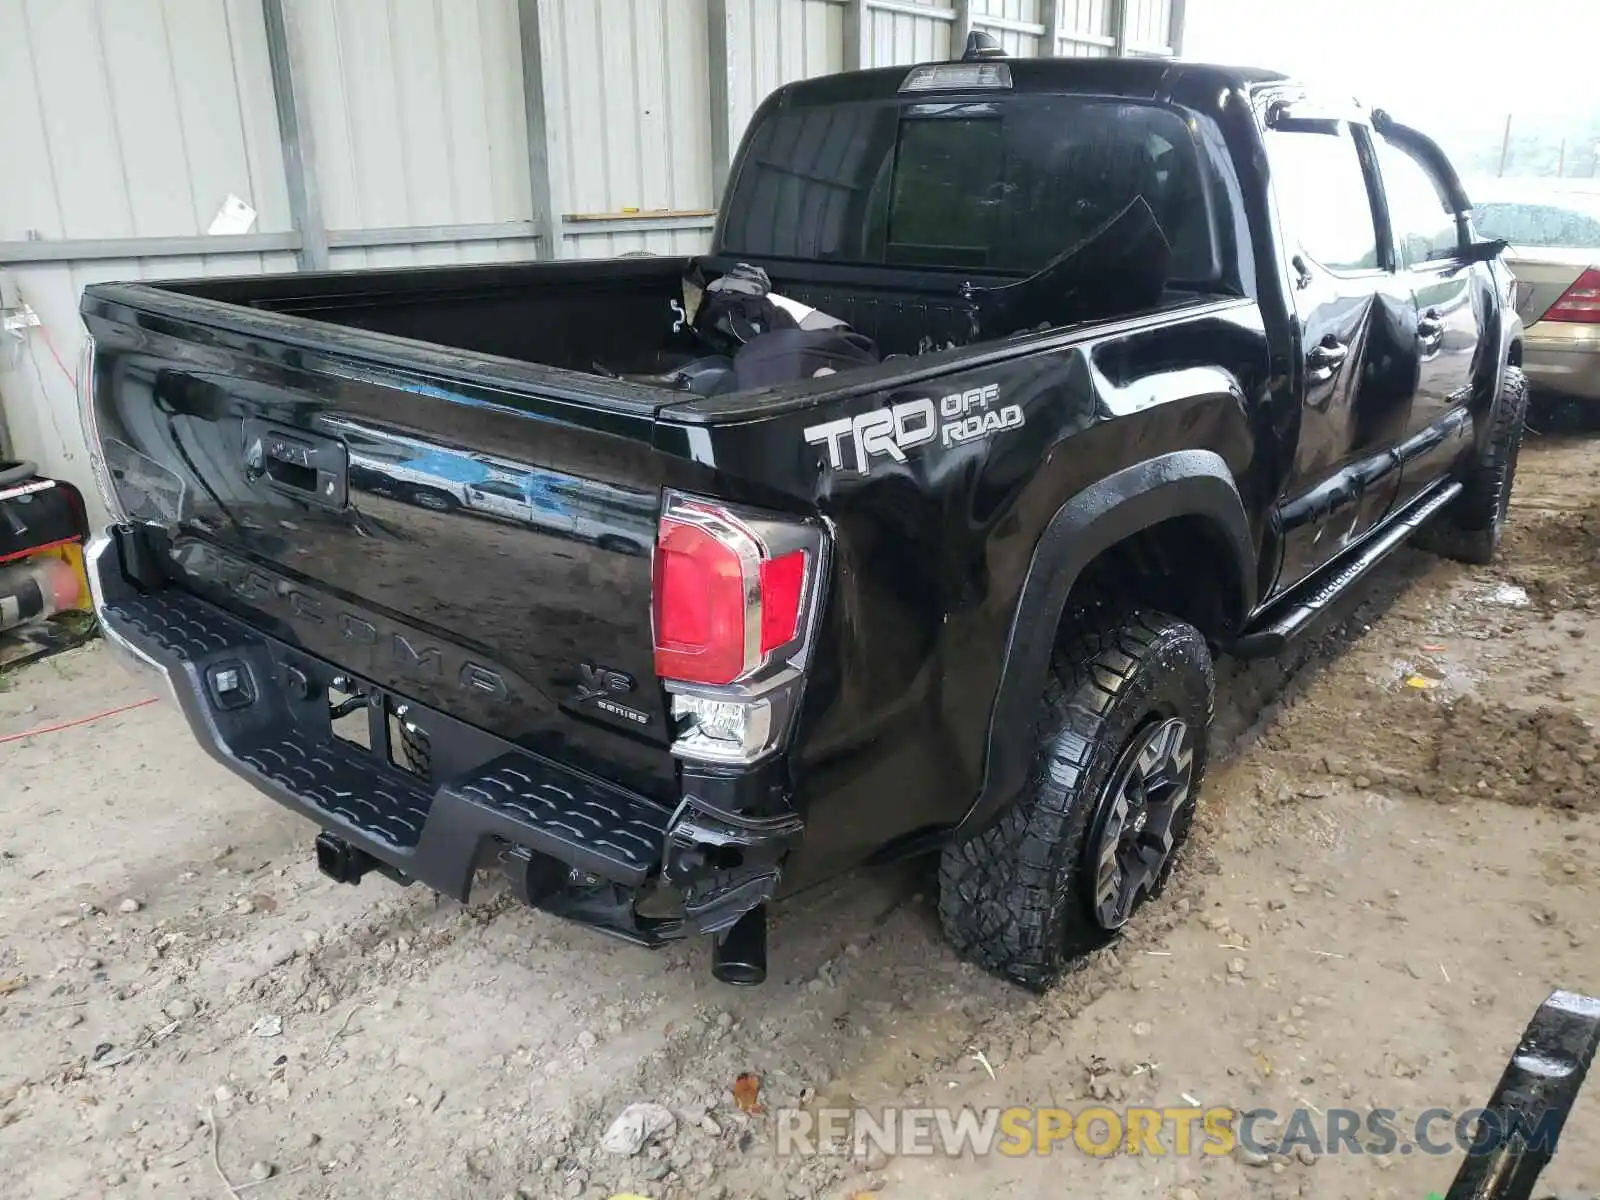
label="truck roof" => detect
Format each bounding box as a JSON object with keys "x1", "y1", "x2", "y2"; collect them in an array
[{"x1": 768, "y1": 56, "x2": 1290, "y2": 109}]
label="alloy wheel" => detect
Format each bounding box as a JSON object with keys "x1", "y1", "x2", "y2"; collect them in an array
[{"x1": 1086, "y1": 716, "x2": 1195, "y2": 930}]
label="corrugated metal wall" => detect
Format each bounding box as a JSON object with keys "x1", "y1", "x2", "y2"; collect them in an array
[
  {"x1": 547, "y1": 0, "x2": 718, "y2": 258},
  {"x1": 972, "y1": 0, "x2": 1044, "y2": 56},
  {"x1": 865, "y1": 0, "x2": 954, "y2": 64},
  {"x1": 293, "y1": 0, "x2": 537, "y2": 268},
  {"x1": 1124, "y1": 0, "x2": 1177, "y2": 53},
  {"x1": 0, "y1": 0, "x2": 293, "y2": 250},
  {"x1": 0, "y1": 0, "x2": 299, "y2": 495},
  {"x1": 1056, "y1": 0, "x2": 1116, "y2": 55},
  {"x1": 726, "y1": 0, "x2": 844, "y2": 158},
  {"x1": 1, "y1": 0, "x2": 1180, "y2": 506}
]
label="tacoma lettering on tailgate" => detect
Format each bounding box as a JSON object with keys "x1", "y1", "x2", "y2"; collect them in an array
[{"x1": 172, "y1": 541, "x2": 513, "y2": 702}]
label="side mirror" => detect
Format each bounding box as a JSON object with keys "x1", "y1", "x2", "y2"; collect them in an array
[{"x1": 1459, "y1": 237, "x2": 1509, "y2": 264}]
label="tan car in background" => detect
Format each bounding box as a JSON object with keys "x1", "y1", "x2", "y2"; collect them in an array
[{"x1": 1472, "y1": 181, "x2": 1600, "y2": 401}]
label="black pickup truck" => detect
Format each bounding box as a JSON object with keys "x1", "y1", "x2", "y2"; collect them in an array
[{"x1": 78, "y1": 46, "x2": 1525, "y2": 989}]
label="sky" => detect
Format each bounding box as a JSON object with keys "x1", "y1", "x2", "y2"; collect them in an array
[{"x1": 1183, "y1": 0, "x2": 1600, "y2": 121}]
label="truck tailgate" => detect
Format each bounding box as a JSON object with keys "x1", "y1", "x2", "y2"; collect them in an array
[{"x1": 81, "y1": 282, "x2": 680, "y2": 804}]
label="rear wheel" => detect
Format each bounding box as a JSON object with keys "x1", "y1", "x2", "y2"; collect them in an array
[
  {"x1": 596, "y1": 534, "x2": 646, "y2": 557},
  {"x1": 938, "y1": 610, "x2": 1213, "y2": 989},
  {"x1": 408, "y1": 486, "x2": 459, "y2": 512},
  {"x1": 1416, "y1": 365, "x2": 1528, "y2": 565}
]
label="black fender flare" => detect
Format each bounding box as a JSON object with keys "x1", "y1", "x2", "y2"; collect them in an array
[
  {"x1": 1496, "y1": 307, "x2": 1526, "y2": 393},
  {"x1": 1474, "y1": 300, "x2": 1524, "y2": 458},
  {"x1": 953, "y1": 450, "x2": 1256, "y2": 839}
]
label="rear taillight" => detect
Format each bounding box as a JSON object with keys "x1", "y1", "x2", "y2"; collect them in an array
[
  {"x1": 1547, "y1": 268, "x2": 1600, "y2": 324},
  {"x1": 653, "y1": 493, "x2": 828, "y2": 764},
  {"x1": 758, "y1": 551, "x2": 806, "y2": 654},
  {"x1": 653, "y1": 515, "x2": 756, "y2": 685}
]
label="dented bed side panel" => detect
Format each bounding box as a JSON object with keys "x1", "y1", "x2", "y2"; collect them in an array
[{"x1": 654, "y1": 298, "x2": 1271, "y2": 886}]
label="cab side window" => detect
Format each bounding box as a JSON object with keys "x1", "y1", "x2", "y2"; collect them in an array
[
  {"x1": 1266, "y1": 124, "x2": 1381, "y2": 273},
  {"x1": 1376, "y1": 139, "x2": 1462, "y2": 267}
]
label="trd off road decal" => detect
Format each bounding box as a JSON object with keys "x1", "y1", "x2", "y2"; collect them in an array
[{"x1": 804, "y1": 383, "x2": 1025, "y2": 474}]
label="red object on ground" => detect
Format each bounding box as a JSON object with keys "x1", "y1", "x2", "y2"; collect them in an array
[{"x1": 0, "y1": 697, "x2": 160, "y2": 746}]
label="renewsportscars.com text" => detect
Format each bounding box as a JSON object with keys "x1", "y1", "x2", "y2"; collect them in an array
[{"x1": 774, "y1": 1104, "x2": 1564, "y2": 1159}]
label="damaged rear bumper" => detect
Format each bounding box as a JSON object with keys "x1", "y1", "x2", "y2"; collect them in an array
[{"x1": 86, "y1": 528, "x2": 801, "y2": 950}]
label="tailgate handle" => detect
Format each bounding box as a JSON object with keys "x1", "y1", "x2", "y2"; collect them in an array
[{"x1": 243, "y1": 420, "x2": 348, "y2": 508}]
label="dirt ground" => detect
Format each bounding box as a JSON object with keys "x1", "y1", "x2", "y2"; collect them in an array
[{"x1": 2, "y1": 432, "x2": 1598, "y2": 1200}]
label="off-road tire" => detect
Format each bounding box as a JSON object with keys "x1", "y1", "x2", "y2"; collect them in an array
[
  {"x1": 408, "y1": 486, "x2": 460, "y2": 513},
  {"x1": 596, "y1": 534, "x2": 647, "y2": 557},
  {"x1": 1415, "y1": 365, "x2": 1528, "y2": 565},
  {"x1": 938, "y1": 611, "x2": 1214, "y2": 990}
]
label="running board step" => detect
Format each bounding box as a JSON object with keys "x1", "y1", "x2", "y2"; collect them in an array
[{"x1": 1232, "y1": 482, "x2": 1463, "y2": 659}]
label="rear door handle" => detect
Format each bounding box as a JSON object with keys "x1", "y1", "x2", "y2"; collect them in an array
[
  {"x1": 1307, "y1": 338, "x2": 1349, "y2": 377},
  {"x1": 243, "y1": 419, "x2": 349, "y2": 508}
]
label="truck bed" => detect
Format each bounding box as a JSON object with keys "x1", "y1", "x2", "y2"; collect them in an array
[
  {"x1": 157, "y1": 254, "x2": 1184, "y2": 380},
  {"x1": 166, "y1": 256, "x2": 707, "y2": 381}
]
